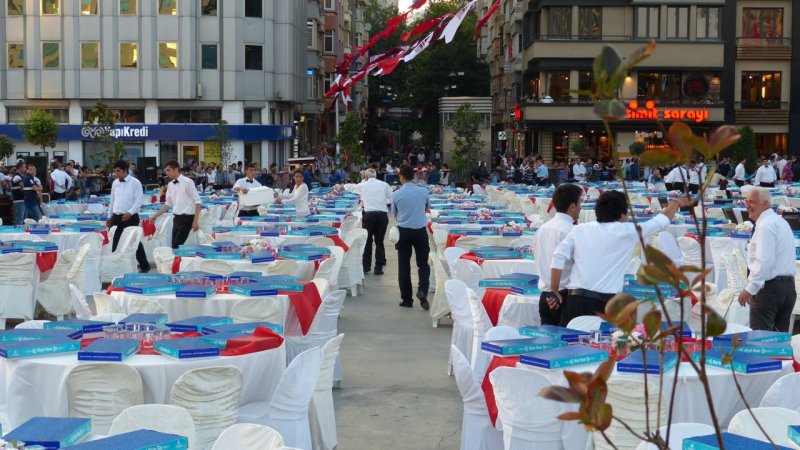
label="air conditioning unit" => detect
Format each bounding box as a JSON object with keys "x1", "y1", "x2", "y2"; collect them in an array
[{"x1": 196, "y1": 83, "x2": 203, "y2": 98}]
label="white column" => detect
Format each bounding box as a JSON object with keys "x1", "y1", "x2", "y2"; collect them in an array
[{"x1": 144, "y1": 101, "x2": 159, "y2": 161}]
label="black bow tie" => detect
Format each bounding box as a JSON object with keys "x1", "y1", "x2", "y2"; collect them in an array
[
  {"x1": 119, "y1": 179, "x2": 126, "y2": 183},
  {"x1": 172, "y1": 180, "x2": 179, "y2": 185},
  {"x1": 246, "y1": 179, "x2": 253, "y2": 183}
]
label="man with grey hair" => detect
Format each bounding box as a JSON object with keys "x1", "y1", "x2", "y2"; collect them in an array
[
  {"x1": 345, "y1": 167, "x2": 393, "y2": 275},
  {"x1": 738, "y1": 187, "x2": 796, "y2": 331}
]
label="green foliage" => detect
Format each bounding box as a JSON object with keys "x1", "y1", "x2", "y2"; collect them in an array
[
  {"x1": 0, "y1": 135, "x2": 15, "y2": 161},
  {"x1": 212, "y1": 119, "x2": 233, "y2": 167},
  {"x1": 629, "y1": 141, "x2": 645, "y2": 156},
  {"x1": 571, "y1": 138, "x2": 589, "y2": 156},
  {"x1": 448, "y1": 103, "x2": 483, "y2": 183},
  {"x1": 83, "y1": 101, "x2": 126, "y2": 170},
  {"x1": 335, "y1": 111, "x2": 366, "y2": 180},
  {"x1": 731, "y1": 125, "x2": 758, "y2": 173},
  {"x1": 20, "y1": 109, "x2": 58, "y2": 152}
]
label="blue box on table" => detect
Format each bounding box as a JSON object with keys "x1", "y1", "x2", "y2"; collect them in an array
[
  {"x1": 519, "y1": 345, "x2": 609, "y2": 369},
  {"x1": 481, "y1": 337, "x2": 566, "y2": 356},
  {"x1": 713, "y1": 330, "x2": 790, "y2": 344},
  {"x1": 121, "y1": 273, "x2": 174, "y2": 282},
  {"x1": 0, "y1": 328, "x2": 74, "y2": 342},
  {"x1": 175, "y1": 285, "x2": 217, "y2": 299},
  {"x1": 123, "y1": 283, "x2": 182, "y2": 295},
  {"x1": 166, "y1": 316, "x2": 232, "y2": 333},
  {"x1": 712, "y1": 342, "x2": 793, "y2": 358},
  {"x1": 682, "y1": 432, "x2": 792, "y2": 449},
  {"x1": 44, "y1": 319, "x2": 115, "y2": 338},
  {"x1": 0, "y1": 337, "x2": 81, "y2": 359},
  {"x1": 228, "y1": 283, "x2": 279, "y2": 297},
  {"x1": 201, "y1": 321, "x2": 283, "y2": 335},
  {"x1": 259, "y1": 230, "x2": 281, "y2": 237},
  {"x1": 246, "y1": 252, "x2": 276, "y2": 263},
  {"x1": 500, "y1": 273, "x2": 539, "y2": 283},
  {"x1": 3, "y1": 417, "x2": 91, "y2": 449},
  {"x1": 210, "y1": 241, "x2": 239, "y2": 249},
  {"x1": 694, "y1": 349, "x2": 783, "y2": 374},
  {"x1": 0, "y1": 247, "x2": 22, "y2": 254},
  {"x1": 118, "y1": 313, "x2": 169, "y2": 326},
  {"x1": 510, "y1": 286, "x2": 542, "y2": 295},
  {"x1": 154, "y1": 338, "x2": 220, "y2": 359},
  {"x1": 662, "y1": 321, "x2": 693, "y2": 338},
  {"x1": 519, "y1": 325, "x2": 589, "y2": 343},
  {"x1": 78, "y1": 338, "x2": 140, "y2": 362},
  {"x1": 176, "y1": 271, "x2": 223, "y2": 281},
  {"x1": 280, "y1": 251, "x2": 325, "y2": 261},
  {"x1": 473, "y1": 250, "x2": 522, "y2": 259},
  {"x1": 789, "y1": 425, "x2": 800, "y2": 448},
  {"x1": 64, "y1": 429, "x2": 189, "y2": 450},
  {"x1": 478, "y1": 278, "x2": 535, "y2": 288},
  {"x1": 174, "y1": 245, "x2": 208, "y2": 256},
  {"x1": 225, "y1": 271, "x2": 262, "y2": 280},
  {"x1": 617, "y1": 350, "x2": 679, "y2": 374},
  {"x1": 11, "y1": 240, "x2": 58, "y2": 252},
  {"x1": 196, "y1": 251, "x2": 242, "y2": 260},
  {"x1": 599, "y1": 322, "x2": 620, "y2": 335}
]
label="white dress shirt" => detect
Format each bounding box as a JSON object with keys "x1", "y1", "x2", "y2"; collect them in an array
[
  {"x1": 688, "y1": 165, "x2": 707, "y2": 185},
  {"x1": 665, "y1": 166, "x2": 687, "y2": 185},
  {"x1": 552, "y1": 214, "x2": 671, "y2": 294},
  {"x1": 754, "y1": 165, "x2": 777, "y2": 185},
  {"x1": 166, "y1": 175, "x2": 201, "y2": 215},
  {"x1": 345, "y1": 178, "x2": 393, "y2": 213},
  {"x1": 50, "y1": 169, "x2": 72, "y2": 193},
  {"x1": 207, "y1": 171, "x2": 217, "y2": 184},
  {"x1": 108, "y1": 174, "x2": 143, "y2": 216},
  {"x1": 745, "y1": 209, "x2": 796, "y2": 295},
  {"x1": 234, "y1": 177, "x2": 262, "y2": 211},
  {"x1": 734, "y1": 163, "x2": 746, "y2": 181},
  {"x1": 534, "y1": 212, "x2": 575, "y2": 291},
  {"x1": 280, "y1": 183, "x2": 310, "y2": 217},
  {"x1": 573, "y1": 164, "x2": 587, "y2": 181},
  {"x1": 776, "y1": 158, "x2": 787, "y2": 177}
]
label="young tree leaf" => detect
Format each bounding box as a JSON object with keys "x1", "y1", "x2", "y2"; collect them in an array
[
  {"x1": 643, "y1": 308, "x2": 662, "y2": 340},
  {"x1": 595, "y1": 403, "x2": 613, "y2": 431},
  {"x1": 709, "y1": 125, "x2": 740, "y2": 155},
  {"x1": 558, "y1": 412, "x2": 583, "y2": 421},
  {"x1": 593, "y1": 99, "x2": 627, "y2": 121},
  {"x1": 604, "y1": 294, "x2": 639, "y2": 333},
  {"x1": 704, "y1": 307, "x2": 727, "y2": 337},
  {"x1": 540, "y1": 385, "x2": 584, "y2": 403}
]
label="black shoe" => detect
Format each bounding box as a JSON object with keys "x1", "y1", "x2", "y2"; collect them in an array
[
  {"x1": 139, "y1": 266, "x2": 151, "y2": 273},
  {"x1": 420, "y1": 299, "x2": 430, "y2": 311},
  {"x1": 416, "y1": 288, "x2": 428, "y2": 302},
  {"x1": 364, "y1": 267, "x2": 371, "y2": 274},
  {"x1": 374, "y1": 266, "x2": 384, "y2": 275},
  {"x1": 399, "y1": 301, "x2": 413, "y2": 308}
]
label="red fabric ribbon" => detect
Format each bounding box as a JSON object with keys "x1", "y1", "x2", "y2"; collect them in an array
[
  {"x1": 171, "y1": 256, "x2": 183, "y2": 274},
  {"x1": 481, "y1": 288, "x2": 513, "y2": 326},
  {"x1": 280, "y1": 281, "x2": 322, "y2": 336},
  {"x1": 97, "y1": 230, "x2": 110, "y2": 245},
  {"x1": 327, "y1": 234, "x2": 350, "y2": 252},
  {"x1": 446, "y1": 234, "x2": 465, "y2": 248},
  {"x1": 474, "y1": 0, "x2": 501, "y2": 40},
  {"x1": 36, "y1": 251, "x2": 57, "y2": 273},
  {"x1": 482, "y1": 355, "x2": 520, "y2": 426},
  {"x1": 221, "y1": 326, "x2": 284, "y2": 356},
  {"x1": 459, "y1": 252, "x2": 485, "y2": 266},
  {"x1": 141, "y1": 220, "x2": 156, "y2": 237}
]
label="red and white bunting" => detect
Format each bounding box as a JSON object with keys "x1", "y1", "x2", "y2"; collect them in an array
[{"x1": 440, "y1": 0, "x2": 477, "y2": 44}]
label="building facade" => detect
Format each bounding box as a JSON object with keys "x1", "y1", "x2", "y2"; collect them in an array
[
  {"x1": 439, "y1": 96, "x2": 493, "y2": 166},
  {"x1": 0, "y1": 0, "x2": 306, "y2": 168}
]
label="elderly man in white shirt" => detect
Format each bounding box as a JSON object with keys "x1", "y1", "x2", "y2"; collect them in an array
[
  {"x1": 345, "y1": 168, "x2": 393, "y2": 275},
  {"x1": 150, "y1": 160, "x2": 202, "y2": 249},
  {"x1": 533, "y1": 184, "x2": 583, "y2": 325},
  {"x1": 738, "y1": 187, "x2": 796, "y2": 331},
  {"x1": 753, "y1": 159, "x2": 777, "y2": 187},
  {"x1": 49, "y1": 162, "x2": 72, "y2": 200},
  {"x1": 107, "y1": 160, "x2": 149, "y2": 272},
  {"x1": 551, "y1": 191, "x2": 691, "y2": 326},
  {"x1": 233, "y1": 163, "x2": 262, "y2": 217}
]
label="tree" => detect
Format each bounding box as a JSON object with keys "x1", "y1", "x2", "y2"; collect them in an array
[
  {"x1": 83, "y1": 101, "x2": 126, "y2": 170},
  {"x1": 0, "y1": 135, "x2": 14, "y2": 162},
  {"x1": 731, "y1": 125, "x2": 758, "y2": 173},
  {"x1": 335, "y1": 111, "x2": 366, "y2": 181},
  {"x1": 448, "y1": 103, "x2": 483, "y2": 185},
  {"x1": 571, "y1": 138, "x2": 589, "y2": 156},
  {"x1": 629, "y1": 141, "x2": 646, "y2": 156},
  {"x1": 207, "y1": 119, "x2": 233, "y2": 168},
  {"x1": 20, "y1": 109, "x2": 58, "y2": 154}
]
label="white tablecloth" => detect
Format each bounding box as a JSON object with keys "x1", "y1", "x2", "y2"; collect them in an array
[
  {"x1": 178, "y1": 256, "x2": 315, "y2": 281},
  {"x1": 0, "y1": 344, "x2": 286, "y2": 428},
  {"x1": 480, "y1": 259, "x2": 537, "y2": 279},
  {"x1": 0, "y1": 231, "x2": 97, "y2": 254},
  {"x1": 213, "y1": 232, "x2": 315, "y2": 248}
]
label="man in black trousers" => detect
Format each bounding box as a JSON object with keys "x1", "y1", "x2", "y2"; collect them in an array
[
  {"x1": 392, "y1": 165, "x2": 430, "y2": 310},
  {"x1": 150, "y1": 160, "x2": 201, "y2": 249},
  {"x1": 345, "y1": 168, "x2": 393, "y2": 274},
  {"x1": 106, "y1": 160, "x2": 150, "y2": 272}
]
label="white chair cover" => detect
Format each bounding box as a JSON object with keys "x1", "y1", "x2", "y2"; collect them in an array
[
  {"x1": 127, "y1": 297, "x2": 168, "y2": 315},
  {"x1": 676, "y1": 236, "x2": 702, "y2": 267},
  {"x1": 91, "y1": 313, "x2": 128, "y2": 322},
  {"x1": 455, "y1": 236, "x2": 485, "y2": 252},
  {"x1": 567, "y1": 315, "x2": 603, "y2": 332},
  {"x1": 230, "y1": 298, "x2": 285, "y2": 329},
  {"x1": 69, "y1": 283, "x2": 93, "y2": 320},
  {"x1": 451, "y1": 346, "x2": 503, "y2": 450},
  {"x1": 468, "y1": 291, "x2": 494, "y2": 371},
  {"x1": 446, "y1": 280, "x2": 475, "y2": 375},
  {"x1": 305, "y1": 236, "x2": 336, "y2": 248},
  {"x1": 110, "y1": 404, "x2": 197, "y2": 450},
  {"x1": 67, "y1": 363, "x2": 144, "y2": 435},
  {"x1": 491, "y1": 367, "x2": 564, "y2": 450},
  {"x1": 723, "y1": 322, "x2": 752, "y2": 334},
  {"x1": 15, "y1": 320, "x2": 50, "y2": 329},
  {"x1": 451, "y1": 259, "x2": 485, "y2": 297},
  {"x1": 343, "y1": 228, "x2": 367, "y2": 247},
  {"x1": 338, "y1": 217, "x2": 361, "y2": 241},
  {"x1": 313, "y1": 259, "x2": 338, "y2": 293},
  {"x1": 323, "y1": 246, "x2": 345, "y2": 291},
  {"x1": 472, "y1": 184, "x2": 487, "y2": 196},
  {"x1": 219, "y1": 202, "x2": 239, "y2": 227},
  {"x1": 285, "y1": 290, "x2": 346, "y2": 383},
  {"x1": 760, "y1": 373, "x2": 800, "y2": 412},
  {"x1": 153, "y1": 247, "x2": 176, "y2": 275},
  {"x1": 237, "y1": 347, "x2": 323, "y2": 450},
  {"x1": 309, "y1": 334, "x2": 345, "y2": 450},
  {"x1": 472, "y1": 326, "x2": 519, "y2": 382},
  {"x1": 497, "y1": 295, "x2": 540, "y2": 330},
  {"x1": 93, "y1": 292, "x2": 125, "y2": 315},
  {"x1": 37, "y1": 248, "x2": 75, "y2": 318},
  {"x1": 198, "y1": 259, "x2": 237, "y2": 276},
  {"x1": 212, "y1": 424, "x2": 285, "y2": 450},
  {"x1": 310, "y1": 278, "x2": 330, "y2": 300},
  {"x1": 0, "y1": 253, "x2": 37, "y2": 329},
  {"x1": 635, "y1": 423, "x2": 715, "y2": 450},
  {"x1": 657, "y1": 232, "x2": 683, "y2": 266},
  {"x1": 100, "y1": 226, "x2": 143, "y2": 282},
  {"x1": 595, "y1": 379, "x2": 666, "y2": 450},
  {"x1": 728, "y1": 406, "x2": 800, "y2": 447},
  {"x1": 169, "y1": 366, "x2": 244, "y2": 450},
  {"x1": 709, "y1": 238, "x2": 741, "y2": 289},
  {"x1": 444, "y1": 247, "x2": 468, "y2": 271},
  {"x1": 337, "y1": 234, "x2": 367, "y2": 296},
  {"x1": 265, "y1": 260, "x2": 299, "y2": 276},
  {"x1": 156, "y1": 215, "x2": 174, "y2": 249},
  {"x1": 76, "y1": 232, "x2": 104, "y2": 296},
  {"x1": 429, "y1": 253, "x2": 451, "y2": 324}
]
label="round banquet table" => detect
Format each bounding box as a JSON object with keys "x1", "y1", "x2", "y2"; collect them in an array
[
  {"x1": 446, "y1": 234, "x2": 522, "y2": 249},
  {"x1": 45, "y1": 203, "x2": 91, "y2": 215},
  {"x1": 213, "y1": 232, "x2": 317, "y2": 247},
  {"x1": 0, "y1": 343, "x2": 286, "y2": 428},
  {"x1": 481, "y1": 259, "x2": 536, "y2": 279},
  {"x1": 177, "y1": 256, "x2": 315, "y2": 281}
]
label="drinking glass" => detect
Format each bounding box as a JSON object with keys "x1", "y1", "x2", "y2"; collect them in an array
[{"x1": 578, "y1": 335, "x2": 591, "y2": 347}]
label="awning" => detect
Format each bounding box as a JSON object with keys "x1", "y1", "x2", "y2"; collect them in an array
[{"x1": 526, "y1": 59, "x2": 594, "y2": 72}]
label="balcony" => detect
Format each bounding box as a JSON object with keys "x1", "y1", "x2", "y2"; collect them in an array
[
  {"x1": 736, "y1": 37, "x2": 792, "y2": 60},
  {"x1": 521, "y1": 97, "x2": 726, "y2": 123},
  {"x1": 734, "y1": 101, "x2": 789, "y2": 124}
]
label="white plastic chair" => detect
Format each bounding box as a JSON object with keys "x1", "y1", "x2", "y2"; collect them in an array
[
  {"x1": 93, "y1": 292, "x2": 125, "y2": 316},
  {"x1": 110, "y1": 405, "x2": 197, "y2": 450},
  {"x1": 451, "y1": 345, "x2": 503, "y2": 450},
  {"x1": 309, "y1": 334, "x2": 345, "y2": 450},
  {"x1": 446, "y1": 279, "x2": 475, "y2": 375},
  {"x1": 0, "y1": 252, "x2": 37, "y2": 329},
  {"x1": 595, "y1": 379, "x2": 666, "y2": 450},
  {"x1": 472, "y1": 326, "x2": 520, "y2": 382},
  {"x1": 237, "y1": 347, "x2": 323, "y2": 450},
  {"x1": 322, "y1": 246, "x2": 345, "y2": 291},
  {"x1": 497, "y1": 295, "x2": 541, "y2": 330},
  {"x1": 100, "y1": 226, "x2": 143, "y2": 283},
  {"x1": 635, "y1": 423, "x2": 715, "y2": 450},
  {"x1": 728, "y1": 406, "x2": 800, "y2": 447},
  {"x1": 230, "y1": 298, "x2": 285, "y2": 329},
  {"x1": 66, "y1": 243, "x2": 90, "y2": 296},
  {"x1": 337, "y1": 234, "x2": 367, "y2": 296},
  {"x1": 723, "y1": 322, "x2": 752, "y2": 334},
  {"x1": 491, "y1": 367, "x2": 564, "y2": 450},
  {"x1": 444, "y1": 247, "x2": 468, "y2": 271},
  {"x1": 153, "y1": 247, "x2": 176, "y2": 275},
  {"x1": 169, "y1": 366, "x2": 244, "y2": 450},
  {"x1": 450, "y1": 259, "x2": 485, "y2": 297},
  {"x1": 155, "y1": 215, "x2": 174, "y2": 249},
  {"x1": 76, "y1": 232, "x2": 104, "y2": 296},
  {"x1": 37, "y1": 249, "x2": 75, "y2": 320},
  {"x1": 566, "y1": 315, "x2": 604, "y2": 332},
  {"x1": 265, "y1": 260, "x2": 299, "y2": 276},
  {"x1": 127, "y1": 297, "x2": 168, "y2": 315},
  {"x1": 68, "y1": 284, "x2": 93, "y2": 320},
  {"x1": 198, "y1": 259, "x2": 237, "y2": 276},
  {"x1": 212, "y1": 424, "x2": 285, "y2": 450},
  {"x1": 657, "y1": 231, "x2": 683, "y2": 266},
  {"x1": 709, "y1": 238, "x2": 740, "y2": 289},
  {"x1": 285, "y1": 290, "x2": 346, "y2": 382},
  {"x1": 67, "y1": 363, "x2": 144, "y2": 435},
  {"x1": 343, "y1": 227, "x2": 367, "y2": 248},
  {"x1": 759, "y1": 373, "x2": 800, "y2": 412},
  {"x1": 472, "y1": 184, "x2": 487, "y2": 196},
  {"x1": 429, "y1": 253, "x2": 450, "y2": 327}
]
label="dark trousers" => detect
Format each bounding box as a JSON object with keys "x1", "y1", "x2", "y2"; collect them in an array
[
  {"x1": 735, "y1": 180, "x2": 744, "y2": 187},
  {"x1": 238, "y1": 209, "x2": 259, "y2": 217},
  {"x1": 751, "y1": 276, "x2": 796, "y2": 332},
  {"x1": 172, "y1": 214, "x2": 195, "y2": 249},
  {"x1": 559, "y1": 290, "x2": 615, "y2": 327},
  {"x1": 689, "y1": 183, "x2": 700, "y2": 195},
  {"x1": 760, "y1": 182, "x2": 775, "y2": 188},
  {"x1": 362, "y1": 211, "x2": 388, "y2": 270},
  {"x1": 396, "y1": 226, "x2": 430, "y2": 303},
  {"x1": 108, "y1": 213, "x2": 150, "y2": 270},
  {"x1": 540, "y1": 290, "x2": 567, "y2": 326},
  {"x1": 51, "y1": 192, "x2": 65, "y2": 200},
  {"x1": 672, "y1": 182, "x2": 685, "y2": 192}
]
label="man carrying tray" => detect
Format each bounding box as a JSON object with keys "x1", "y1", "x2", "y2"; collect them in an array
[{"x1": 233, "y1": 163, "x2": 263, "y2": 218}]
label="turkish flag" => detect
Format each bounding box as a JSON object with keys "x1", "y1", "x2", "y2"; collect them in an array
[{"x1": 475, "y1": 0, "x2": 501, "y2": 40}]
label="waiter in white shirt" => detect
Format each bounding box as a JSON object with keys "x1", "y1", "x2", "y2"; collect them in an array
[
  {"x1": 49, "y1": 162, "x2": 72, "y2": 200},
  {"x1": 533, "y1": 184, "x2": 582, "y2": 325},
  {"x1": 572, "y1": 161, "x2": 587, "y2": 182},
  {"x1": 753, "y1": 159, "x2": 777, "y2": 187},
  {"x1": 665, "y1": 165, "x2": 687, "y2": 192},
  {"x1": 733, "y1": 158, "x2": 747, "y2": 187},
  {"x1": 687, "y1": 161, "x2": 707, "y2": 194},
  {"x1": 233, "y1": 163, "x2": 262, "y2": 218},
  {"x1": 150, "y1": 160, "x2": 202, "y2": 249},
  {"x1": 107, "y1": 160, "x2": 150, "y2": 272},
  {"x1": 551, "y1": 191, "x2": 690, "y2": 326},
  {"x1": 345, "y1": 168, "x2": 393, "y2": 275},
  {"x1": 738, "y1": 187, "x2": 796, "y2": 331}
]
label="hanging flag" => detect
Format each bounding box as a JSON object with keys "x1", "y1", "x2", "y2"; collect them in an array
[
  {"x1": 403, "y1": 31, "x2": 435, "y2": 63},
  {"x1": 508, "y1": 41, "x2": 513, "y2": 59},
  {"x1": 353, "y1": 11, "x2": 409, "y2": 61},
  {"x1": 407, "y1": 0, "x2": 427, "y2": 10},
  {"x1": 325, "y1": 74, "x2": 343, "y2": 98},
  {"x1": 401, "y1": 16, "x2": 441, "y2": 42},
  {"x1": 475, "y1": 0, "x2": 501, "y2": 40},
  {"x1": 440, "y1": 0, "x2": 477, "y2": 44},
  {"x1": 375, "y1": 51, "x2": 407, "y2": 77}
]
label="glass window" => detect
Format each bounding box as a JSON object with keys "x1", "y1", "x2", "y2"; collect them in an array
[
  {"x1": 307, "y1": 20, "x2": 317, "y2": 49},
  {"x1": 742, "y1": 8, "x2": 783, "y2": 40},
  {"x1": 84, "y1": 141, "x2": 143, "y2": 168},
  {"x1": 42, "y1": 42, "x2": 60, "y2": 69},
  {"x1": 244, "y1": 142, "x2": 261, "y2": 165},
  {"x1": 159, "y1": 141, "x2": 178, "y2": 165},
  {"x1": 548, "y1": 7, "x2": 571, "y2": 38},
  {"x1": 578, "y1": 7, "x2": 601, "y2": 39},
  {"x1": 7, "y1": 43, "x2": 24, "y2": 69},
  {"x1": 635, "y1": 7, "x2": 659, "y2": 39},
  {"x1": 83, "y1": 108, "x2": 144, "y2": 123},
  {"x1": 324, "y1": 31, "x2": 335, "y2": 53},
  {"x1": 7, "y1": 108, "x2": 69, "y2": 123},
  {"x1": 245, "y1": 45, "x2": 263, "y2": 70},
  {"x1": 324, "y1": 0, "x2": 335, "y2": 10},
  {"x1": 244, "y1": 109, "x2": 262, "y2": 124},
  {"x1": 160, "y1": 109, "x2": 222, "y2": 124},
  {"x1": 120, "y1": 42, "x2": 138, "y2": 69},
  {"x1": 201, "y1": 44, "x2": 217, "y2": 69},
  {"x1": 666, "y1": 6, "x2": 689, "y2": 39},
  {"x1": 200, "y1": 0, "x2": 216, "y2": 16},
  {"x1": 159, "y1": 42, "x2": 178, "y2": 69},
  {"x1": 42, "y1": 0, "x2": 59, "y2": 14},
  {"x1": 741, "y1": 72, "x2": 781, "y2": 108},
  {"x1": 158, "y1": 0, "x2": 176, "y2": 15},
  {"x1": 323, "y1": 74, "x2": 335, "y2": 94},
  {"x1": 547, "y1": 71, "x2": 570, "y2": 100},
  {"x1": 245, "y1": 0, "x2": 262, "y2": 18},
  {"x1": 119, "y1": 0, "x2": 136, "y2": 14},
  {"x1": 81, "y1": 0, "x2": 97, "y2": 15},
  {"x1": 81, "y1": 42, "x2": 99, "y2": 69},
  {"x1": 638, "y1": 71, "x2": 682, "y2": 102},
  {"x1": 578, "y1": 71, "x2": 594, "y2": 101},
  {"x1": 696, "y1": 7, "x2": 720, "y2": 40},
  {"x1": 8, "y1": 0, "x2": 23, "y2": 14}
]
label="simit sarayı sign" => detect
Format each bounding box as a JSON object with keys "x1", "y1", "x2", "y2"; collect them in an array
[{"x1": 626, "y1": 100, "x2": 709, "y2": 124}]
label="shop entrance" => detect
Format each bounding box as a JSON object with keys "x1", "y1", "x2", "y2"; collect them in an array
[{"x1": 180, "y1": 142, "x2": 203, "y2": 166}]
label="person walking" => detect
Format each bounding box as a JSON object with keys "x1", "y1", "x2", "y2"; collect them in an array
[
  {"x1": 233, "y1": 163, "x2": 262, "y2": 218},
  {"x1": 738, "y1": 187, "x2": 796, "y2": 331},
  {"x1": 22, "y1": 164, "x2": 42, "y2": 222},
  {"x1": 392, "y1": 165, "x2": 430, "y2": 310},
  {"x1": 345, "y1": 168, "x2": 393, "y2": 275},
  {"x1": 533, "y1": 184, "x2": 583, "y2": 325},
  {"x1": 10, "y1": 161, "x2": 26, "y2": 225},
  {"x1": 733, "y1": 158, "x2": 747, "y2": 187},
  {"x1": 106, "y1": 160, "x2": 150, "y2": 272},
  {"x1": 150, "y1": 160, "x2": 201, "y2": 249},
  {"x1": 276, "y1": 170, "x2": 310, "y2": 217},
  {"x1": 753, "y1": 159, "x2": 777, "y2": 187}
]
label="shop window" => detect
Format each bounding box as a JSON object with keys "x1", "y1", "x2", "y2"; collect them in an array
[
  {"x1": 547, "y1": 71, "x2": 570, "y2": 101},
  {"x1": 159, "y1": 141, "x2": 179, "y2": 165},
  {"x1": 741, "y1": 72, "x2": 781, "y2": 108},
  {"x1": 638, "y1": 72, "x2": 682, "y2": 103},
  {"x1": 160, "y1": 109, "x2": 222, "y2": 124},
  {"x1": 7, "y1": 108, "x2": 69, "y2": 123},
  {"x1": 548, "y1": 7, "x2": 571, "y2": 39},
  {"x1": 244, "y1": 109, "x2": 262, "y2": 124},
  {"x1": 578, "y1": 7, "x2": 601, "y2": 39},
  {"x1": 755, "y1": 133, "x2": 787, "y2": 155},
  {"x1": 85, "y1": 142, "x2": 143, "y2": 168},
  {"x1": 552, "y1": 132, "x2": 569, "y2": 162},
  {"x1": 578, "y1": 71, "x2": 593, "y2": 101},
  {"x1": 245, "y1": 142, "x2": 261, "y2": 166},
  {"x1": 742, "y1": 8, "x2": 783, "y2": 41},
  {"x1": 82, "y1": 108, "x2": 144, "y2": 124}
]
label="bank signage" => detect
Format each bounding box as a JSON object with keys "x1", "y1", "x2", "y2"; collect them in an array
[
  {"x1": 0, "y1": 124, "x2": 296, "y2": 142},
  {"x1": 626, "y1": 100, "x2": 709, "y2": 124}
]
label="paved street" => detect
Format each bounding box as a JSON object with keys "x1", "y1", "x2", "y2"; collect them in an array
[{"x1": 333, "y1": 225, "x2": 462, "y2": 449}]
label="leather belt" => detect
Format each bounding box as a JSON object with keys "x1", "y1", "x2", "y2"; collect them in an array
[{"x1": 568, "y1": 289, "x2": 614, "y2": 302}]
